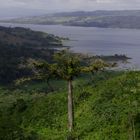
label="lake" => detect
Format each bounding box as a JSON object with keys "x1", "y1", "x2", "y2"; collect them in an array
[{"x1": 0, "y1": 23, "x2": 140, "y2": 69}]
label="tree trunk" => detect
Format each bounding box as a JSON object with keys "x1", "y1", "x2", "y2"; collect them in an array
[
  {"x1": 132, "y1": 118, "x2": 136, "y2": 140},
  {"x1": 68, "y1": 80, "x2": 74, "y2": 133},
  {"x1": 46, "y1": 79, "x2": 53, "y2": 92}
]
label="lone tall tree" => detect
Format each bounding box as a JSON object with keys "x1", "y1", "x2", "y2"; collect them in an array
[
  {"x1": 18, "y1": 50, "x2": 113, "y2": 138},
  {"x1": 53, "y1": 50, "x2": 81, "y2": 133},
  {"x1": 53, "y1": 51, "x2": 113, "y2": 137}
]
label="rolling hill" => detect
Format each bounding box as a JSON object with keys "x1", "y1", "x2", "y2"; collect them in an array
[{"x1": 2, "y1": 10, "x2": 140, "y2": 29}]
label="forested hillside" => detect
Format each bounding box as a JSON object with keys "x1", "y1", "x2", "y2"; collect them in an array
[
  {"x1": 0, "y1": 26, "x2": 62, "y2": 84},
  {"x1": 3, "y1": 10, "x2": 140, "y2": 29}
]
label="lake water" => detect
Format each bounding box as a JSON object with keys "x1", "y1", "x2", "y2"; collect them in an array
[{"x1": 0, "y1": 23, "x2": 140, "y2": 69}]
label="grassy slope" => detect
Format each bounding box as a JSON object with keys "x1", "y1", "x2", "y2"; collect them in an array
[{"x1": 0, "y1": 71, "x2": 140, "y2": 139}]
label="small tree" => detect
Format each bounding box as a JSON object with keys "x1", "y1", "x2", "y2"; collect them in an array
[
  {"x1": 28, "y1": 59, "x2": 57, "y2": 91},
  {"x1": 82, "y1": 58, "x2": 116, "y2": 80},
  {"x1": 16, "y1": 58, "x2": 57, "y2": 92}
]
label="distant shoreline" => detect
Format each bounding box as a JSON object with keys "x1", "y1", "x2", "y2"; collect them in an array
[
  {"x1": 1, "y1": 21, "x2": 140, "y2": 30},
  {"x1": 2, "y1": 10, "x2": 140, "y2": 30}
]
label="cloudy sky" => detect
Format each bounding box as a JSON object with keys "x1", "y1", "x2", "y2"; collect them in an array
[{"x1": 0, "y1": 0, "x2": 140, "y2": 18}]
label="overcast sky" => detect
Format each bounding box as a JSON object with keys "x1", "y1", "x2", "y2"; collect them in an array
[{"x1": 0, "y1": 0, "x2": 140, "y2": 18}]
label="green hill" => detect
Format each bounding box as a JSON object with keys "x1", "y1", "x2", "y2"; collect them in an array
[
  {"x1": 0, "y1": 26, "x2": 63, "y2": 84},
  {"x1": 0, "y1": 71, "x2": 139, "y2": 139}
]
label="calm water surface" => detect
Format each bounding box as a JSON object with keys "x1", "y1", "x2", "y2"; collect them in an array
[{"x1": 0, "y1": 23, "x2": 140, "y2": 69}]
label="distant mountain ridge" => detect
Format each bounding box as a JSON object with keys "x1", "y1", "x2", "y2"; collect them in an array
[
  {"x1": 51, "y1": 10, "x2": 140, "y2": 17},
  {"x1": 1, "y1": 10, "x2": 140, "y2": 29}
]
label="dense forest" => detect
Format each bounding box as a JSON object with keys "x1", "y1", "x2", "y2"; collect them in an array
[
  {"x1": 0, "y1": 26, "x2": 139, "y2": 140},
  {"x1": 0, "y1": 26, "x2": 63, "y2": 84}
]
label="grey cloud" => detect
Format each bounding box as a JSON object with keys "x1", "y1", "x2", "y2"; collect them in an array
[{"x1": 0, "y1": 0, "x2": 140, "y2": 18}]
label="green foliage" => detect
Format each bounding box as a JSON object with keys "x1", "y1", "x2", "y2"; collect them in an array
[
  {"x1": 53, "y1": 50, "x2": 82, "y2": 80},
  {"x1": 0, "y1": 71, "x2": 140, "y2": 139}
]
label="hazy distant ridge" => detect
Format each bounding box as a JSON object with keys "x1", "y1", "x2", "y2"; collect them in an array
[{"x1": 2, "y1": 10, "x2": 140, "y2": 29}]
